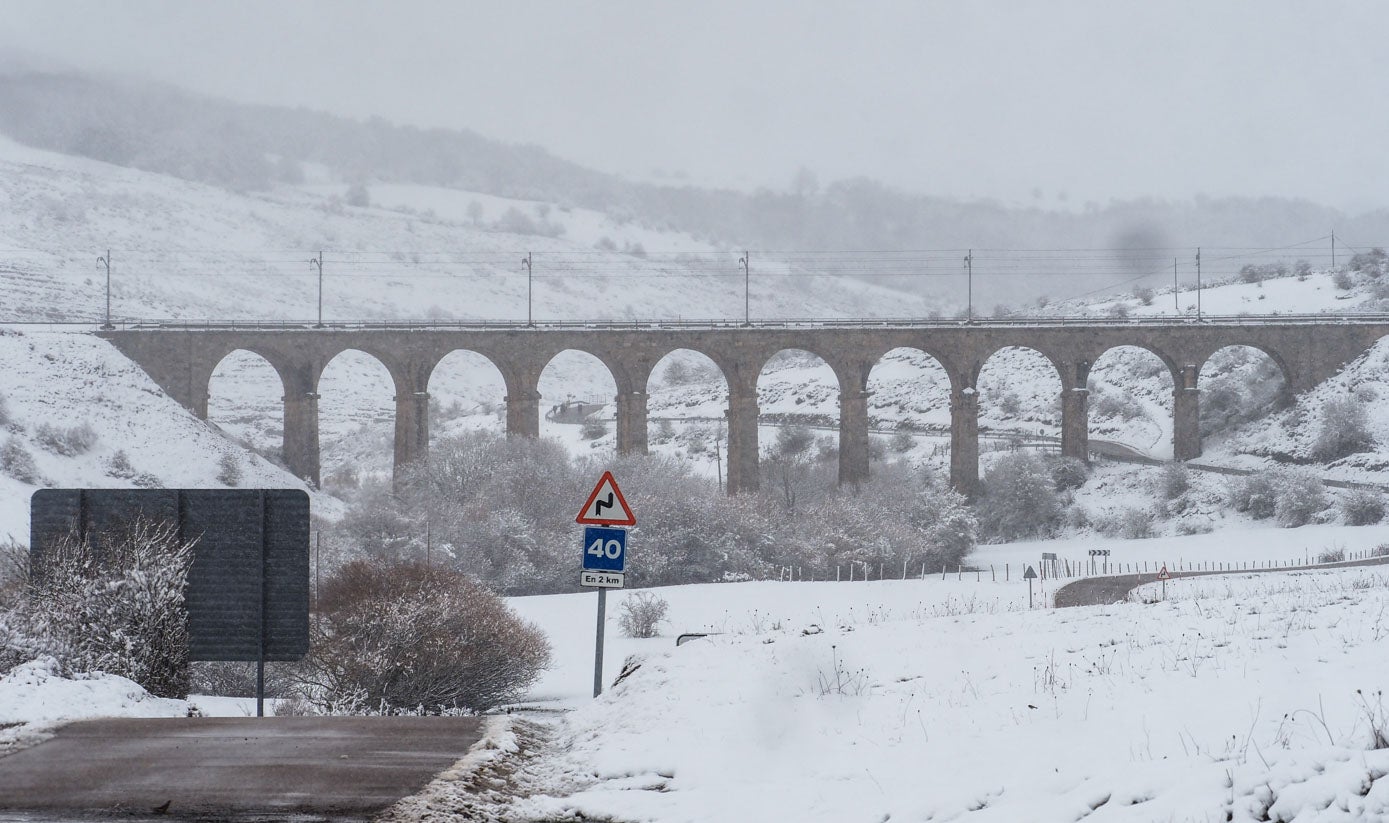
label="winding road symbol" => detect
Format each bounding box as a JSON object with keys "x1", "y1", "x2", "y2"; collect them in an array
[{"x1": 575, "y1": 471, "x2": 636, "y2": 526}]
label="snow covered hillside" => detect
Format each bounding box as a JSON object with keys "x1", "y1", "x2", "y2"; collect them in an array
[
  {"x1": 0, "y1": 135, "x2": 930, "y2": 325},
  {"x1": 0, "y1": 326, "x2": 335, "y2": 543},
  {"x1": 484, "y1": 560, "x2": 1389, "y2": 821}
]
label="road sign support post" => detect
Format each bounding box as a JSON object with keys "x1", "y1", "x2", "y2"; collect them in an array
[
  {"x1": 576, "y1": 472, "x2": 635, "y2": 699},
  {"x1": 594, "y1": 587, "x2": 607, "y2": 698},
  {"x1": 1024, "y1": 565, "x2": 1037, "y2": 608}
]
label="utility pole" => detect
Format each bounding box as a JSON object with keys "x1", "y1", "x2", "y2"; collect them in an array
[
  {"x1": 522, "y1": 252, "x2": 534, "y2": 325},
  {"x1": 1174, "y1": 257, "x2": 1179, "y2": 313},
  {"x1": 97, "y1": 250, "x2": 113, "y2": 329},
  {"x1": 309, "y1": 251, "x2": 324, "y2": 327},
  {"x1": 714, "y1": 425, "x2": 723, "y2": 492},
  {"x1": 964, "y1": 249, "x2": 974, "y2": 321},
  {"x1": 1195, "y1": 247, "x2": 1202, "y2": 320},
  {"x1": 738, "y1": 252, "x2": 750, "y2": 325},
  {"x1": 1332, "y1": 230, "x2": 1337, "y2": 269}
]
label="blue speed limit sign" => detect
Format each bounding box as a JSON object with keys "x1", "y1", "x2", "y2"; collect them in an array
[{"x1": 582, "y1": 526, "x2": 627, "y2": 573}]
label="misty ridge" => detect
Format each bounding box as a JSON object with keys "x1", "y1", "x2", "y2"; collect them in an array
[{"x1": 3, "y1": 67, "x2": 1388, "y2": 309}]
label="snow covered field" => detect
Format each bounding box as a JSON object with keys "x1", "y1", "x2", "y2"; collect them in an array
[{"x1": 498, "y1": 563, "x2": 1389, "y2": 822}]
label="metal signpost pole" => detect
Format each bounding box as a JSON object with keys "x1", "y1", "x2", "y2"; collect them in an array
[
  {"x1": 593, "y1": 588, "x2": 607, "y2": 698},
  {"x1": 576, "y1": 472, "x2": 635, "y2": 699}
]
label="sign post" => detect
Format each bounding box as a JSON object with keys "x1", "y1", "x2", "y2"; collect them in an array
[
  {"x1": 576, "y1": 472, "x2": 636, "y2": 698},
  {"x1": 1157, "y1": 564, "x2": 1170, "y2": 600},
  {"x1": 1024, "y1": 564, "x2": 1037, "y2": 608}
]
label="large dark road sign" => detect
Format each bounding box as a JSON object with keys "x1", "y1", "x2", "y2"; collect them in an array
[{"x1": 30, "y1": 489, "x2": 310, "y2": 662}]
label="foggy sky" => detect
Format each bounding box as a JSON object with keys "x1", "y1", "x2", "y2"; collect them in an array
[{"x1": 3, "y1": 0, "x2": 1387, "y2": 211}]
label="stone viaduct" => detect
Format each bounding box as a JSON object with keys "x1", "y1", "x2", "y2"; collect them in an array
[{"x1": 97, "y1": 319, "x2": 1389, "y2": 494}]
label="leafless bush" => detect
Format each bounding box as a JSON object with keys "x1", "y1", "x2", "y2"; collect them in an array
[
  {"x1": 1271, "y1": 468, "x2": 1328, "y2": 527},
  {"x1": 217, "y1": 452, "x2": 243, "y2": 486},
  {"x1": 34, "y1": 422, "x2": 97, "y2": 456},
  {"x1": 189, "y1": 661, "x2": 295, "y2": 698},
  {"x1": 0, "y1": 437, "x2": 39, "y2": 483},
  {"x1": 25, "y1": 519, "x2": 195, "y2": 697},
  {"x1": 1311, "y1": 398, "x2": 1375, "y2": 462},
  {"x1": 1156, "y1": 462, "x2": 1190, "y2": 500},
  {"x1": 1374, "y1": 544, "x2": 1389, "y2": 558},
  {"x1": 105, "y1": 449, "x2": 137, "y2": 479},
  {"x1": 1317, "y1": 546, "x2": 1346, "y2": 563},
  {"x1": 132, "y1": 471, "x2": 163, "y2": 488},
  {"x1": 618, "y1": 591, "x2": 669, "y2": 638},
  {"x1": 580, "y1": 417, "x2": 608, "y2": 440},
  {"x1": 298, "y1": 560, "x2": 550, "y2": 714},
  {"x1": 1341, "y1": 489, "x2": 1385, "y2": 526}
]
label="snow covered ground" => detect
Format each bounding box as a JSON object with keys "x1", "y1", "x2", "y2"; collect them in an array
[
  {"x1": 496, "y1": 562, "x2": 1389, "y2": 822},
  {"x1": 0, "y1": 657, "x2": 275, "y2": 756}
]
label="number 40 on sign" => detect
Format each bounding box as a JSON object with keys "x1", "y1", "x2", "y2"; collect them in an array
[{"x1": 582, "y1": 526, "x2": 627, "y2": 573}]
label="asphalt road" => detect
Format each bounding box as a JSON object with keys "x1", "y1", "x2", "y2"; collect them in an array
[
  {"x1": 0, "y1": 716, "x2": 482, "y2": 822},
  {"x1": 1054, "y1": 555, "x2": 1389, "y2": 608}
]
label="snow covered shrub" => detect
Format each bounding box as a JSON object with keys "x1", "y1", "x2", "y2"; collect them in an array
[
  {"x1": 1310, "y1": 397, "x2": 1374, "y2": 462},
  {"x1": 1155, "y1": 462, "x2": 1190, "y2": 500},
  {"x1": 35, "y1": 422, "x2": 98, "y2": 456},
  {"x1": 651, "y1": 419, "x2": 676, "y2": 444},
  {"x1": 975, "y1": 452, "x2": 1061, "y2": 542},
  {"x1": 190, "y1": 660, "x2": 294, "y2": 699},
  {"x1": 344, "y1": 182, "x2": 371, "y2": 207},
  {"x1": 775, "y1": 424, "x2": 816, "y2": 457},
  {"x1": 0, "y1": 391, "x2": 9, "y2": 427},
  {"x1": 132, "y1": 471, "x2": 162, "y2": 488},
  {"x1": 1175, "y1": 516, "x2": 1214, "y2": 535},
  {"x1": 1271, "y1": 468, "x2": 1327, "y2": 527},
  {"x1": 25, "y1": 518, "x2": 194, "y2": 697},
  {"x1": 1049, "y1": 457, "x2": 1089, "y2": 491},
  {"x1": 0, "y1": 437, "x2": 39, "y2": 483},
  {"x1": 1317, "y1": 546, "x2": 1346, "y2": 563},
  {"x1": 1118, "y1": 507, "x2": 1156, "y2": 539},
  {"x1": 1349, "y1": 248, "x2": 1388, "y2": 278},
  {"x1": 1333, "y1": 269, "x2": 1355, "y2": 290},
  {"x1": 1228, "y1": 472, "x2": 1278, "y2": 519},
  {"x1": 889, "y1": 430, "x2": 915, "y2": 453},
  {"x1": 104, "y1": 449, "x2": 137, "y2": 479},
  {"x1": 1374, "y1": 544, "x2": 1389, "y2": 558},
  {"x1": 1341, "y1": 489, "x2": 1386, "y2": 526},
  {"x1": 301, "y1": 560, "x2": 550, "y2": 714},
  {"x1": 1133, "y1": 286, "x2": 1154, "y2": 305},
  {"x1": 216, "y1": 452, "x2": 243, "y2": 486},
  {"x1": 618, "y1": 591, "x2": 669, "y2": 638},
  {"x1": 580, "y1": 417, "x2": 608, "y2": 440}
]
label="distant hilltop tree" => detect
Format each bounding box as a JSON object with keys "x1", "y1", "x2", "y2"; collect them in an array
[{"x1": 345, "y1": 183, "x2": 371, "y2": 208}]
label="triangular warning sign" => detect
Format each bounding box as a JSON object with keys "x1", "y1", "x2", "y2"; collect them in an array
[
  {"x1": 576, "y1": 471, "x2": 636, "y2": 526},
  {"x1": 1157, "y1": 565, "x2": 1170, "y2": 580},
  {"x1": 1023, "y1": 565, "x2": 1037, "y2": 580}
]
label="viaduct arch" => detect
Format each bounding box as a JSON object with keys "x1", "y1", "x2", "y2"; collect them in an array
[{"x1": 99, "y1": 320, "x2": 1389, "y2": 493}]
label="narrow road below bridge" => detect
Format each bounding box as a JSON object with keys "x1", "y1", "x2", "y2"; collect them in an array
[{"x1": 1054, "y1": 555, "x2": 1389, "y2": 608}]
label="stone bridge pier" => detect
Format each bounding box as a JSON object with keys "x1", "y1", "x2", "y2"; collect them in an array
[{"x1": 96, "y1": 320, "x2": 1389, "y2": 497}]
